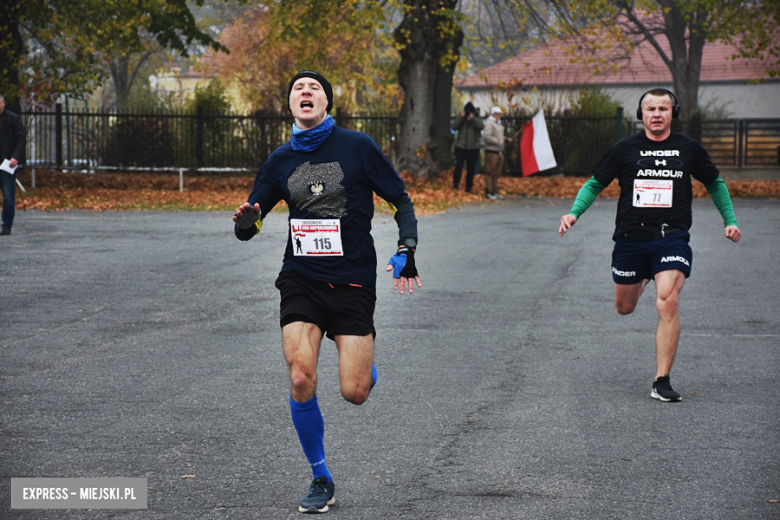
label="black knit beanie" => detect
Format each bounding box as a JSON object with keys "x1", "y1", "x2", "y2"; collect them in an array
[{"x1": 287, "y1": 70, "x2": 333, "y2": 113}]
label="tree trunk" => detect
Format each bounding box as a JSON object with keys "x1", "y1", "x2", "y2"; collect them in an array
[
  {"x1": 659, "y1": 2, "x2": 707, "y2": 122},
  {"x1": 396, "y1": 56, "x2": 437, "y2": 177},
  {"x1": 394, "y1": 0, "x2": 462, "y2": 178},
  {"x1": 430, "y1": 35, "x2": 463, "y2": 172},
  {"x1": 109, "y1": 56, "x2": 130, "y2": 110},
  {"x1": 0, "y1": 1, "x2": 24, "y2": 112},
  {"x1": 109, "y1": 50, "x2": 157, "y2": 110}
]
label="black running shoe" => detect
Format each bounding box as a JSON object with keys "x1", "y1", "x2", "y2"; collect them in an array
[
  {"x1": 651, "y1": 376, "x2": 682, "y2": 402},
  {"x1": 298, "y1": 477, "x2": 335, "y2": 514}
]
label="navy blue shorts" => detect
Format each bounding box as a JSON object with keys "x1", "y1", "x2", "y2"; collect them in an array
[
  {"x1": 611, "y1": 232, "x2": 692, "y2": 285},
  {"x1": 275, "y1": 271, "x2": 376, "y2": 340}
]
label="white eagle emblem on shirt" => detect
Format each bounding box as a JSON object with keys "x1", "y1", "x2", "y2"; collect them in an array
[{"x1": 289, "y1": 162, "x2": 348, "y2": 217}]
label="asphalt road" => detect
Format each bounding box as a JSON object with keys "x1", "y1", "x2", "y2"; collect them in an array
[{"x1": 1, "y1": 198, "x2": 778, "y2": 519}]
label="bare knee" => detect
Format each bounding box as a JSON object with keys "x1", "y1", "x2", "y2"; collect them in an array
[
  {"x1": 616, "y1": 291, "x2": 641, "y2": 314},
  {"x1": 290, "y1": 366, "x2": 316, "y2": 401},
  {"x1": 656, "y1": 294, "x2": 679, "y2": 320},
  {"x1": 341, "y1": 381, "x2": 371, "y2": 405},
  {"x1": 343, "y1": 392, "x2": 368, "y2": 406},
  {"x1": 614, "y1": 281, "x2": 646, "y2": 316},
  {"x1": 616, "y1": 301, "x2": 637, "y2": 315}
]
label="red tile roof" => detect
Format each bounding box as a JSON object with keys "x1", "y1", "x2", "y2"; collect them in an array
[{"x1": 457, "y1": 36, "x2": 774, "y2": 89}]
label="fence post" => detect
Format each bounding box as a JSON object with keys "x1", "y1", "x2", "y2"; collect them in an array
[
  {"x1": 55, "y1": 103, "x2": 63, "y2": 167},
  {"x1": 65, "y1": 97, "x2": 72, "y2": 166},
  {"x1": 336, "y1": 107, "x2": 345, "y2": 128},
  {"x1": 737, "y1": 120, "x2": 744, "y2": 168},
  {"x1": 615, "y1": 106, "x2": 624, "y2": 141},
  {"x1": 196, "y1": 105, "x2": 204, "y2": 168}
]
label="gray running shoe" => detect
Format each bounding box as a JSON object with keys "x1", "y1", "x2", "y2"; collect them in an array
[
  {"x1": 651, "y1": 376, "x2": 682, "y2": 402},
  {"x1": 299, "y1": 477, "x2": 335, "y2": 514}
]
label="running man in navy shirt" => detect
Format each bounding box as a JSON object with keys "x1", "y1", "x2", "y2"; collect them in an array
[
  {"x1": 233, "y1": 71, "x2": 420, "y2": 513},
  {"x1": 558, "y1": 88, "x2": 741, "y2": 402}
]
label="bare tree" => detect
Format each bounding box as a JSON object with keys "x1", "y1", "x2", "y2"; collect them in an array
[{"x1": 484, "y1": 0, "x2": 778, "y2": 121}]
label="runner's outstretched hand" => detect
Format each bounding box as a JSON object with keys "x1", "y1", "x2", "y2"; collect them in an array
[
  {"x1": 386, "y1": 246, "x2": 422, "y2": 295},
  {"x1": 558, "y1": 214, "x2": 577, "y2": 236},
  {"x1": 725, "y1": 225, "x2": 741, "y2": 243},
  {"x1": 233, "y1": 202, "x2": 260, "y2": 229}
]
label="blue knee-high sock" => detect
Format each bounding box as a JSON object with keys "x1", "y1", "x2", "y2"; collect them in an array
[
  {"x1": 371, "y1": 363, "x2": 378, "y2": 390},
  {"x1": 289, "y1": 395, "x2": 331, "y2": 482}
]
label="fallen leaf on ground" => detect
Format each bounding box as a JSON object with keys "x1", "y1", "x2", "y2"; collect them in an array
[{"x1": 11, "y1": 168, "x2": 779, "y2": 216}]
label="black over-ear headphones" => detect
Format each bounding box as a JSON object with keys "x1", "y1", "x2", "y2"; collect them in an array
[{"x1": 636, "y1": 88, "x2": 680, "y2": 120}]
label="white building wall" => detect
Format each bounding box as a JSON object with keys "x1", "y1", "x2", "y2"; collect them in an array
[
  {"x1": 457, "y1": 81, "x2": 780, "y2": 118},
  {"x1": 456, "y1": 89, "x2": 576, "y2": 117},
  {"x1": 698, "y1": 83, "x2": 780, "y2": 118},
  {"x1": 607, "y1": 83, "x2": 780, "y2": 119}
]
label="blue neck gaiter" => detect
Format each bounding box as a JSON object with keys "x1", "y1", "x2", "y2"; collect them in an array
[{"x1": 291, "y1": 115, "x2": 335, "y2": 152}]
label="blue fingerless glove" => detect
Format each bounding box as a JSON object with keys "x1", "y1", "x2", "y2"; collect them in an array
[{"x1": 388, "y1": 246, "x2": 418, "y2": 278}]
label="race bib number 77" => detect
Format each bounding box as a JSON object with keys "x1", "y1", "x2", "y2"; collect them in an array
[
  {"x1": 290, "y1": 219, "x2": 344, "y2": 256},
  {"x1": 633, "y1": 179, "x2": 673, "y2": 208}
]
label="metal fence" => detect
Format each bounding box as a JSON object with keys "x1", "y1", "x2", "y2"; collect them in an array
[
  {"x1": 630, "y1": 119, "x2": 780, "y2": 168},
  {"x1": 20, "y1": 105, "x2": 780, "y2": 175},
  {"x1": 20, "y1": 106, "x2": 401, "y2": 173},
  {"x1": 23, "y1": 106, "x2": 292, "y2": 170}
]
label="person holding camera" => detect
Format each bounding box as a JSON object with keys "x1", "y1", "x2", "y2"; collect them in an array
[{"x1": 451, "y1": 102, "x2": 484, "y2": 193}]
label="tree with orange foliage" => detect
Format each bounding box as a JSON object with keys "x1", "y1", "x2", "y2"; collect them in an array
[{"x1": 202, "y1": 1, "x2": 402, "y2": 115}]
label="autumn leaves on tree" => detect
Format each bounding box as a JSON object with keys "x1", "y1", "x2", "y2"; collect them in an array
[{"x1": 3, "y1": 0, "x2": 779, "y2": 176}]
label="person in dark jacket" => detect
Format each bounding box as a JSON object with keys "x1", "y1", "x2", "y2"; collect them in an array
[
  {"x1": 451, "y1": 102, "x2": 484, "y2": 192},
  {"x1": 0, "y1": 94, "x2": 26, "y2": 235},
  {"x1": 232, "y1": 71, "x2": 420, "y2": 514}
]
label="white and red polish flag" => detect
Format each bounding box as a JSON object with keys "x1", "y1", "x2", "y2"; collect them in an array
[{"x1": 520, "y1": 110, "x2": 557, "y2": 177}]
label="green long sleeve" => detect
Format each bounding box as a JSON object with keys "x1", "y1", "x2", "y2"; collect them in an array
[
  {"x1": 570, "y1": 177, "x2": 607, "y2": 218},
  {"x1": 704, "y1": 177, "x2": 738, "y2": 227}
]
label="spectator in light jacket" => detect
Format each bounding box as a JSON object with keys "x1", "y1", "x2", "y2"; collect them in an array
[{"x1": 482, "y1": 106, "x2": 511, "y2": 200}]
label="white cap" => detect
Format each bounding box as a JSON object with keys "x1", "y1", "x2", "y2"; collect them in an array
[{"x1": 491, "y1": 106, "x2": 503, "y2": 115}]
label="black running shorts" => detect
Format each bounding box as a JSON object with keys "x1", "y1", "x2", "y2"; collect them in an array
[
  {"x1": 611, "y1": 232, "x2": 692, "y2": 285},
  {"x1": 275, "y1": 271, "x2": 376, "y2": 340}
]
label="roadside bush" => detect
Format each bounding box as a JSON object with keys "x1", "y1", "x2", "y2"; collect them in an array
[
  {"x1": 98, "y1": 91, "x2": 178, "y2": 167},
  {"x1": 98, "y1": 116, "x2": 177, "y2": 167},
  {"x1": 559, "y1": 88, "x2": 626, "y2": 175},
  {"x1": 182, "y1": 80, "x2": 238, "y2": 167}
]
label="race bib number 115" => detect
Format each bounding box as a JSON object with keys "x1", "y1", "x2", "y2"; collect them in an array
[
  {"x1": 633, "y1": 179, "x2": 673, "y2": 208},
  {"x1": 290, "y1": 219, "x2": 344, "y2": 256}
]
